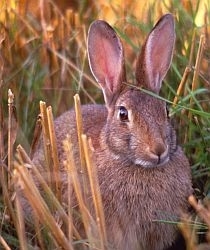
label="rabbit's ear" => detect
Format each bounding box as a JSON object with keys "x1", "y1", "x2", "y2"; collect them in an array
[
  {"x1": 135, "y1": 14, "x2": 175, "y2": 93},
  {"x1": 88, "y1": 20, "x2": 126, "y2": 105}
]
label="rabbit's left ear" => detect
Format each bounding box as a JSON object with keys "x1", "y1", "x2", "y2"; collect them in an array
[
  {"x1": 87, "y1": 20, "x2": 126, "y2": 106},
  {"x1": 135, "y1": 14, "x2": 175, "y2": 93}
]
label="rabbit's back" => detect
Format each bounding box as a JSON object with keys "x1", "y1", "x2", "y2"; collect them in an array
[
  {"x1": 32, "y1": 104, "x2": 107, "y2": 172},
  {"x1": 54, "y1": 104, "x2": 107, "y2": 159},
  {"x1": 32, "y1": 101, "x2": 191, "y2": 250}
]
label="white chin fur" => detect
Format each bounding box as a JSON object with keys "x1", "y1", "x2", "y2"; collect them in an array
[
  {"x1": 134, "y1": 159, "x2": 155, "y2": 168},
  {"x1": 134, "y1": 158, "x2": 169, "y2": 168}
]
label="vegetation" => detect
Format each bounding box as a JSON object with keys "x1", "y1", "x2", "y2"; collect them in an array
[{"x1": 0, "y1": 0, "x2": 209, "y2": 249}]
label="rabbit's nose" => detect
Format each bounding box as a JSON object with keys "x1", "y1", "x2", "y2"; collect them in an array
[
  {"x1": 151, "y1": 142, "x2": 168, "y2": 164},
  {"x1": 151, "y1": 142, "x2": 166, "y2": 156}
]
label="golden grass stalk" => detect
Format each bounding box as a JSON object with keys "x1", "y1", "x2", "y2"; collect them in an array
[
  {"x1": 74, "y1": 94, "x2": 85, "y2": 169},
  {"x1": 81, "y1": 134, "x2": 107, "y2": 249},
  {"x1": 188, "y1": 29, "x2": 196, "y2": 69},
  {"x1": 0, "y1": 161, "x2": 17, "y2": 241},
  {"x1": 0, "y1": 89, "x2": 19, "y2": 241},
  {"x1": 179, "y1": 195, "x2": 210, "y2": 250},
  {"x1": 0, "y1": 70, "x2": 5, "y2": 159},
  {"x1": 14, "y1": 146, "x2": 72, "y2": 250},
  {"x1": 65, "y1": 141, "x2": 73, "y2": 245},
  {"x1": 63, "y1": 137, "x2": 96, "y2": 247},
  {"x1": 188, "y1": 195, "x2": 210, "y2": 229},
  {"x1": 7, "y1": 89, "x2": 15, "y2": 187},
  {"x1": 33, "y1": 218, "x2": 46, "y2": 250},
  {"x1": 47, "y1": 106, "x2": 61, "y2": 202},
  {"x1": 179, "y1": 214, "x2": 197, "y2": 250},
  {"x1": 39, "y1": 101, "x2": 52, "y2": 188},
  {"x1": 12, "y1": 92, "x2": 109, "y2": 249},
  {"x1": 182, "y1": 34, "x2": 205, "y2": 143},
  {"x1": 188, "y1": 34, "x2": 205, "y2": 119},
  {"x1": 173, "y1": 66, "x2": 191, "y2": 107},
  {"x1": 173, "y1": 29, "x2": 195, "y2": 108},
  {"x1": 191, "y1": 34, "x2": 205, "y2": 92},
  {"x1": 74, "y1": 94, "x2": 89, "y2": 201},
  {"x1": 63, "y1": 94, "x2": 107, "y2": 248},
  {"x1": 0, "y1": 236, "x2": 11, "y2": 250},
  {"x1": 40, "y1": 102, "x2": 61, "y2": 201},
  {"x1": 16, "y1": 144, "x2": 80, "y2": 240},
  {"x1": 186, "y1": 195, "x2": 210, "y2": 249},
  {"x1": 14, "y1": 192, "x2": 28, "y2": 250}
]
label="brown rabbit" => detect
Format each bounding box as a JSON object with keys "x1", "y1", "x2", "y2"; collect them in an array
[{"x1": 26, "y1": 14, "x2": 192, "y2": 250}]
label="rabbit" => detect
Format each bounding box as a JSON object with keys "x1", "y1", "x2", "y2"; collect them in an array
[{"x1": 23, "y1": 13, "x2": 192, "y2": 250}]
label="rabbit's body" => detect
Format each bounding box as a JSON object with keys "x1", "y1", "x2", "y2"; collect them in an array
[
  {"x1": 32, "y1": 96, "x2": 191, "y2": 250},
  {"x1": 97, "y1": 148, "x2": 190, "y2": 250},
  {"x1": 24, "y1": 14, "x2": 192, "y2": 250}
]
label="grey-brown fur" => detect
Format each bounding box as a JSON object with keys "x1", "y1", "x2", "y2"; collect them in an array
[{"x1": 23, "y1": 14, "x2": 192, "y2": 250}]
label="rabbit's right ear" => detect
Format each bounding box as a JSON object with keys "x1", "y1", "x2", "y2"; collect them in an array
[
  {"x1": 135, "y1": 14, "x2": 175, "y2": 93},
  {"x1": 87, "y1": 20, "x2": 126, "y2": 106}
]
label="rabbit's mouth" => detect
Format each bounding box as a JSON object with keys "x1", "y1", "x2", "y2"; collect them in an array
[
  {"x1": 134, "y1": 157, "x2": 169, "y2": 168},
  {"x1": 133, "y1": 145, "x2": 169, "y2": 168},
  {"x1": 134, "y1": 147, "x2": 169, "y2": 168}
]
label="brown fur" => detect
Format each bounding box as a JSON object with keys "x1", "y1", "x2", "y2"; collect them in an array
[{"x1": 24, "y1": 14, "x2": 192, "y2": 250}]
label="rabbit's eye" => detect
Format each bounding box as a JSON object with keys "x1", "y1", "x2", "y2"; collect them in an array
[{"x1": 118, "y1": 106, "x2": 129, "y2": 122}]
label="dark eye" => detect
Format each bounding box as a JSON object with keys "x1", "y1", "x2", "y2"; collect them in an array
[{"x1": 118, "y1": 106, "x2": 129, "y2": 122}]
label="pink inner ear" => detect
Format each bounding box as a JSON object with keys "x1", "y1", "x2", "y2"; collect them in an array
[
  {"x1": 146, "y1": 29, "x2": 174, "y2": 86},
  {"x1": 95, "y1": 37, "x2": 122, "y2": 92},
  {"x1": 136, "y1": 14, "x2": 175, "y2": 93},
  {"x1": 88, "y1": 20, "x2": 124, "y2": 96}
]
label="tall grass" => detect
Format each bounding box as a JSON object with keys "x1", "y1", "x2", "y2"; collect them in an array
[{"x1": 0, "y1": 0, "x2": 210, "y2": 249}]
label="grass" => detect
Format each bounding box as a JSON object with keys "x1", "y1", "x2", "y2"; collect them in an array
[{"x1": 0, "y1": 0, "x2": 210, "y2": 249}]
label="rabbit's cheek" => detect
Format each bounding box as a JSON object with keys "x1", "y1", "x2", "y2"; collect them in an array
[
  {"x1": 104, "y1": 123, "x2": 131, "y2": 158},
  {"x1": 129, "y1": 139, "x2": 153, "y2": 167}
]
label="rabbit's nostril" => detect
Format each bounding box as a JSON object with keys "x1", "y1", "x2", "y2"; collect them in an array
[{"x1": 151, "y1": 142, "x2": 166, "y2": 157}]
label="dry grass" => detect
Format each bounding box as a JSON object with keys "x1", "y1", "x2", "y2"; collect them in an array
[{"x1": 13, "y1": 94, "x2": 107, "y2": 249}]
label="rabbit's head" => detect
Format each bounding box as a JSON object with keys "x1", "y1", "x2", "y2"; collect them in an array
[{"x1": 87, "y1": 14, "x2": 176, "y2": 168}]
